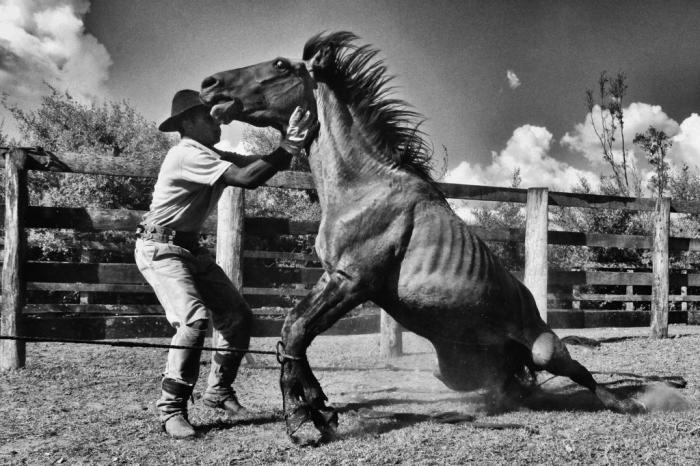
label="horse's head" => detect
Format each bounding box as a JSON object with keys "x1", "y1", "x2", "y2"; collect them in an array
[
  {"x1": 200, "y1": 59, "x2": 315, "y2": 133},
  {"x1": 199, "y1": 32, "x2": 352, "y2": 133},
  {"x1": 201, "y1": 32, "x2": 434, "y2": 180}
]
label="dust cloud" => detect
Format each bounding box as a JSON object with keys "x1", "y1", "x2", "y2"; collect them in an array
[{"x1": 636, "y1": 383, "x2": 694, "y2": 412}]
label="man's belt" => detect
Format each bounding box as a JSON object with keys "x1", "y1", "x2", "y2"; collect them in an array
[{"x1": 136, "y1": 223, "x2": 199, "y2": 249}]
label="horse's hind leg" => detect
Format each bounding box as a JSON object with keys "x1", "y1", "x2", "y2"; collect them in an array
[
  {"x1": 279, "y1": 271, "x2": 367, "y2": 440},
  {"x1": 530, "y1": 332, "x2": 645, "y2": 414}
]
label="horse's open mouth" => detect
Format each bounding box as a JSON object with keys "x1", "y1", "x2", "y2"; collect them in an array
[{"x1": 209, "y1": 97, "x2": 243, "y2": 124}]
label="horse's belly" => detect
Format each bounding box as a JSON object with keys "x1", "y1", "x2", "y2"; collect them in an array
[
  {"x1": 397, "y1": 270, "x2": 490, "y2": 312},
  {"x1": 391, "y1": 256, "x2": 540, "y2": 346},
  {"x1": 380, "y1": 202, "x2": 546, "y2": 344},
  {"x1": 394, "y1": 206, "x2": 505, "y2": 314}
]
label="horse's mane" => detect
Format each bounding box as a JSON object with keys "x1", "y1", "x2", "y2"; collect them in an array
[{"x1": 303, "y1": 31, "x2": 435, "y2": 182}]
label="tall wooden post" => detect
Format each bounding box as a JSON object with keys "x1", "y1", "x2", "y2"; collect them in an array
[
  {"x1": 216, "y1": 187, "x2": 255, "y2": 364},
  {"x1": 524, "y1": 187, "x2": 549, "y2": 322},
  {"x1": 1, "y1": 149, "x2": 28, "y2": 370},
  {"x1": 380, "y1": 310, "x2": 402, "y2": 358},
  {"x1": 625, "y1": 269, "x2": 635, "y2": 311},
  {"x1": 651, "y1": 197, "x2": 670, "y2": 339},
  {"x1": 79, "y1": 249, "x2": 98, "y2": 304}
]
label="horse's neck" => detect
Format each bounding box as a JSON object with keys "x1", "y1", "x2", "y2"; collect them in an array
[{"x1": 308, "y1": 85, "x2": 395, "y2": 210}]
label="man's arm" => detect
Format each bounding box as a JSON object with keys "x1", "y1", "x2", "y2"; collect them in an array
[
  {"x1": 218, "y1": 147, "x2": 292, "y2": 188},
  {"x1": 216, "y1": 151, "x2": 260, "y2": 167},
  {"x1": 217, "y1": 107, "x2": 316, "y2": 189}
]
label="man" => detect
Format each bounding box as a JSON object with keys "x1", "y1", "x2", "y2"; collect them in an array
[{"x1": 135, "y1": 89, "x2": 315, "y2": 439}]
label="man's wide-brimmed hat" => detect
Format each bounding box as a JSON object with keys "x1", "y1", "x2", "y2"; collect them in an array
[{"x1": 158, "y1": 89, "x2": 206, "y2": 132}]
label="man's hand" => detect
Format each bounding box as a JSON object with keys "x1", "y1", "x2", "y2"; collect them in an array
[{"x1": 280, "y1": 107, "x2": 318, "y2": 155}]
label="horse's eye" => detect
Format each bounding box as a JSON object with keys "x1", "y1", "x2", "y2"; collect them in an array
[{"x1": 274, "y1": 59, "x2": 288, "y2": 71}]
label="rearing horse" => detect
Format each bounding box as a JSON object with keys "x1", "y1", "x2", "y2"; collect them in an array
[{"x1": 200, "y1": 32, "x2": 644, "y2": 441}]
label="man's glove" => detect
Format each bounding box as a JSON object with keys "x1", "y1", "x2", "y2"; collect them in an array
[{"x1": 279, "y1": 107, "x2": 318, "y2": 155}]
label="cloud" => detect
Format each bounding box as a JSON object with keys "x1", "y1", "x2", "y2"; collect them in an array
[
  {"x1": 560, "y1": 102, "x2": 680, "y2": 169},
  {"x1": 560, "y1": 102, "x2": 700, "y2": 192},
  {"x1": 444, "y1": 124, "x2": 596, "y2": 191},
  {"x1": 506, "y1": 69, "x2": 521, "y2": 89},
  {"x1": 0, "y1": 0, "x2": 111, "y2": 105},
  {"x1": 671, "y1": 113, "x2": 700, "y2": 169}
]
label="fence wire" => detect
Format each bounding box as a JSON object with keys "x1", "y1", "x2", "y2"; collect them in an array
[{"x1": 0, "y1": 335, "x2": 278, "y2": 356}]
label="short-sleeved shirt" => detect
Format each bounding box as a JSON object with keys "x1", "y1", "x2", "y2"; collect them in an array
[{"x1": 142, "y1": 137, "x2": 232, "y2": 232}]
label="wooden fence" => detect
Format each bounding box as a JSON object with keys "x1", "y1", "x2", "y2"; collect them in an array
[{"x1": 1, "y1": 148, "x2": 699, "y2": 369}]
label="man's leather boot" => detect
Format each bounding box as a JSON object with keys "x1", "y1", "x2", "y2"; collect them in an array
[
  {"x1": 202, "y1": 388, "x2": 249, "y2": 417},
  {"x1": 159, "y1": 378, "x2": 196, "y2": 439}
]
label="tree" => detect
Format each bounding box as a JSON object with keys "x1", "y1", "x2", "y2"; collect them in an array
[
  {"x1": 4, "y1": 86, "x2": 173, "y2": 209},
  {"x1": 586, "y1": 71, "x2": 639, "y2": 196},
  {"x1": 3, "y1": 87, "x2": 174, "y2": 262},
  {"x1": 670, "y1": 164, "x2": 700, "y2": 203},
  {"x1": 633, "y1": 126, "x2": 672, "y2": 204},
  {"x1": 472, "y1": 169, "x2": 526, "y2": 270},
  {"x1": 667, "y1": 164, "x2": 700, "y2": 271},
  {"x1": 0, "y1": 122, "x2": 10, "y2": 147},
  {"x1": 239, "y1": 126, "x2": 320, "y2": 222},
  {"x1": 554, "y1": 72, "x2": 651, "y2": 270}
]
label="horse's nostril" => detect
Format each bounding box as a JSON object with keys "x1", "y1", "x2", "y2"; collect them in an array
[{"x1": 201, "y1": 76, "x2": 220, "y2": 91}]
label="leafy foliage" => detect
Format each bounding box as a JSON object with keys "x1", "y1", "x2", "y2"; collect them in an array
[
  {"x1": 240, "y1": 126, "x2": 320, "y2": 222},
  {"x1": 4, "y1": 86, "x2": 174, "y2": 209},
  {"x1": 472, "y1": 169, "x2": 526, "y2": 270},
  {"x1": 551, "y1": 177, "x2": 652, "y2": 270},
  {"x1": 2, "y1": 87, "x2": 175, "y2": 266},
  {"x1": 0, "y1": 122, "x2": 12, "y2": 147},
  {"x1": 633, "y1": 126, "x2": 672, "y2": 202},
  {"x1": 670, "y1": 164, "x2": 700, "y2": 203}
]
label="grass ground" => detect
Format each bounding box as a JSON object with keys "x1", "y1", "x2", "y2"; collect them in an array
[{"x1": 1, "y1": 325, "x2": 699, "y2": 465}]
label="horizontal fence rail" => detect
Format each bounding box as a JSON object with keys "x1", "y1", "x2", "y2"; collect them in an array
[
  {"x1": 6, "y1": 149, "x2": 700, "y2": 212},
  {"x1": 2, "y1": 147, "x2": 700, "y2": 368}
]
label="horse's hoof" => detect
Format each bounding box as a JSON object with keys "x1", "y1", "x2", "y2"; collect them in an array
[
  {"x1": 317, "y1": 406, "x2": 339, "y2": 430},
  {"x1": 595, "y1": 386, "x2": 646, "y2": 414},
  {"x1": 319, "y1": 426, "x2": 339, "y2": 444},
  {"x1": 289, "y1": 432, "x2": 322, "y2": 447},
  {"x1": 288, "y1": 421, "x2": 335, "y2": 447},
  {"x1": 285, "y1": 405, "x2": 311, "y2": 435},
  {"x1": 621, "y1": 398, "x2": 647, "y2": 415}
]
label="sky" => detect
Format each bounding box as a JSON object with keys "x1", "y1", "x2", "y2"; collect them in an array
[{"x1": 1, "y1": 0, "x2": 700, "y2": 192}]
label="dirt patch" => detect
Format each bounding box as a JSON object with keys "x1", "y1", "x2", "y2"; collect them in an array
[{"x1": 2, "y1": 325, "x2": 699, "y2": 465}]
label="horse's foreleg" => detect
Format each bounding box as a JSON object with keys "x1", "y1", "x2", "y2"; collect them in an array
[
  {"x1": 279, "y1": 271, "x2": 366, "y2": 439},
  {"x1": 530, "y1": 332, "x2": 645, "y2": 414}
]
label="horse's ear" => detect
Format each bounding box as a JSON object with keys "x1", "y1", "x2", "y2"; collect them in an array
[{"x1": 310, "y1": 44, "x2": 334, "y2": 73}]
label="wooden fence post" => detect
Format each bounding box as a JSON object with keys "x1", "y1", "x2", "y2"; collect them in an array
[
  {"x1": 651, "y1": 197, "x2": 670, "y2": 339},
  {"x1": 1, "y1": 149, "x2": 28, "y2": 370},
  {"x1": 380, "y1": 311, "x2": 402, "y2": 358},
  {"x1": 80, "y1": 249, "x2": 98, "y2": 304},
  {"x1": 572, "y1": 285, "x2": 580, "y2": 312},
  {"x1": 625, "y1": 269, "x2": 634, "y2": 311},
  {"x1": 524, "y1": 187, "x2": 549, "y2": 322},
  {"x1": 216, "y1": 186, "x2": 255, "y2": 364}
]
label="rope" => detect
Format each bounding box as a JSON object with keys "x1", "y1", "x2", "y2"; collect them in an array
[{"x1": 0, "y1": 334, "x2": 278, "y2": 356}]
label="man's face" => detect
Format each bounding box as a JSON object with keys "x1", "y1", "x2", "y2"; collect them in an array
[{"x1": 181, "y1": 107, "x2": 221, "y2": 147}]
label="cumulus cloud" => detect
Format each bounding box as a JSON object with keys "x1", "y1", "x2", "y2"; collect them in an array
[
  {"x1": 0, "y1": 0, "x2": 111, "y2": 105},
  {"x1": 506, "y1": 69, "x2": 521, "y2": 89},
  {"x1": 560, "y1": 102, "x2": 680, "y2": 169},
  {"x1": 671, "y1": 113, "x2": 700, "y2": 169},
  {"x1": 444, "y1": 124, "x2": 596, "y2": 191},
  {"x1": 561, "y1": 102, "x2": 700, "y2": 189}
]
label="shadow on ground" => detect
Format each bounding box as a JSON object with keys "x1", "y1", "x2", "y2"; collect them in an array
[
  {"x1": 195, "y1": 413, "x2": 282, "y2": 434},
  {"x1": 319, "y1": 378, "x2": 691, "y2": 442}
]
